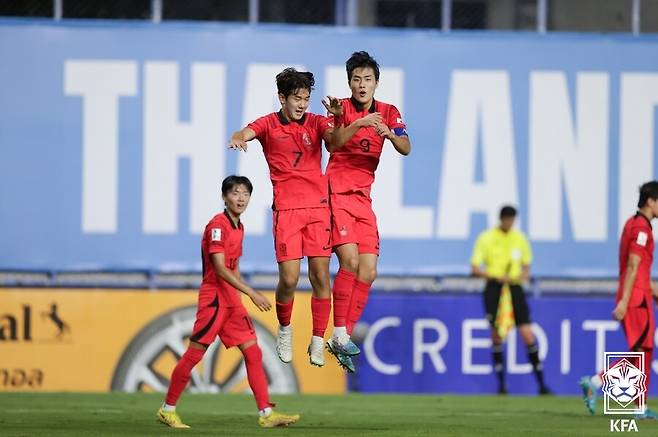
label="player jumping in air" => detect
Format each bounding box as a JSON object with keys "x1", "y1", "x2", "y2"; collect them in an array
[
  {"x1": 156, "y1": 176, "x2": 300, "y2": 429},
  {"x1": 228, "y1": 69, "x2": 333, "y2": 367},
  {"x1": 580, "y1": 181, "x2": 658, "y2": 419},
  {"x1": 322, "y1": 51, "x2": 411, "y2": 372}
]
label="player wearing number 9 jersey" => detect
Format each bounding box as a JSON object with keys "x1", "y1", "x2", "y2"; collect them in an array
[
  {"x1": 321, "y1": 51, "x2": 411, "y2": 373},
  {"x1": 228, "y1": 68, "x2": 334, "y2": 368}
]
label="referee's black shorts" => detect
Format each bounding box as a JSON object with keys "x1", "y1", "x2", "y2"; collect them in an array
[{"x1": 483, "y1": 280, "x2": 532, "y2": 327}]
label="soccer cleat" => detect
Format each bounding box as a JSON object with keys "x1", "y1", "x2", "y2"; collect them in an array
[
  {"x1": 156, "y1": 407, "x2": 190, "y2": 428},
  {"x1": 307, "y1": 337, "x2": 325, "y2": 367},
  {"x1": 497, "y1": 385, "x2": 508, "y2": 395},
  {"x1": 328, "y1": 337, "x2": 361, "y2": 356},
  {"x1": 326, "y1": 341, "x2": 356, "y2": 373},
  {"x1": 578, "y1": 376, "x2": 596, "y2": 415},
  {"x1": 276, "y1": 325, "x2": 293, "y2": 363},
  {"x1": 258, "y1": 410, "x2": 300, "y2": 428},
  {"x1": 636, "y1": 409, "x2": 658, "y2": 420},
  {"x1": 539, "y1": 385, "x2": 552, "y2": 395}
]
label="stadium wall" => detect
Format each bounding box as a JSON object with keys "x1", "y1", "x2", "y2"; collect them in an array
[
  {"x1": 2, "y1": 20, "x2": 658, "y2": 278},
  {"x1": 2, "y1": 288, "x2": 655, "y2": 395},
  {"x1": 0, "y1": 289, "x2": 344, "y2": 394}
]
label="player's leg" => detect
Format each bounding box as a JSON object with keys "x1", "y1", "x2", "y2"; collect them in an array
[
  {"x1": 158, "y1": 290, "x2": 224, "y2": 428},
  {"x1": 346, "y1": 253, "x2": 377, "y2": 336},
  {"x1": 484, "y1": 281, "x2": 506, "y2": 394},
  {"x1": 303, "y1": 208, "x2": 333, "y2": 366},
  {"x1": 307, "y1": 256, "x2": 331, "y2": 366},
  {"x1": 275, "y1": 259, "x2": 300, "y2": 363},
  {"x1": 221, "y1": 307, "x2": 299, "y2": 428},
  {"x1": 512, "y1": 285, "x2": 550, "y2": 394},
  {"x1": 272, "y1": 210, "x2": 303, "y2": 363},
  {"x1": 628, "y1": 302, "x2": 657, "y2": 419},
  {"x1": 345, "y1": 204, "x2": 379, "y2": 337}
]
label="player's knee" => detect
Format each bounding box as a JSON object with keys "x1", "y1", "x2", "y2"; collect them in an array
[
  {"x1": 358, "y1": 265, "x2": 377, "y2": 284},
  {"x1": 278, "y1": 271, "x2": 299, "y2": 292},
  {"x1": 241, "y1": 342, "x2": 262, "y2": 362},
  {"x1": 339, "y1": 255, "x2": 359, "y2": 273},
  {"x1": 308, "y1": 268, "x2": 330, "y2": 290}
]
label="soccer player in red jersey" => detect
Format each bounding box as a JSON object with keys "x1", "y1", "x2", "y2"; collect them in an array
[
  {"x1": 322, "y1": 51, "x2": 411, "y2": 372},
  {"x1": 157, "y1": 176, "x2": 300, "y2": 429},
  {"x1": 228, "y1": 69, "x2": 333, "y2": 367},
  {"x1": 580, "y1": 181, "x2": 658, "y2": 418}
]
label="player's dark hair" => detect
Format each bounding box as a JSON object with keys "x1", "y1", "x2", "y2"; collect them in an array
[
  {"x1": 499, "y1": 205, "x2": 517, "y2": 219},
  {"x1": 346, "y1": 51, "x2": 380, "y2": 82},
  {"x1": 275, "y1": 67, "x2": 314, "y2": 98},
  {"x1": 637, "y1": 181, "x2": 658, "y2": 208},
  {"x1": 222, "y1": 175, "x2": 253, "y2": 196}
]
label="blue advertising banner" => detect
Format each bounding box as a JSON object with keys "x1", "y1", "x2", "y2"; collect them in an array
[
  {"x1": 2, "y1": 20, "x2": 658, "y2": 276},
  {"x1": 353, "y1": 293, "x2": 658, "y2": 395}
]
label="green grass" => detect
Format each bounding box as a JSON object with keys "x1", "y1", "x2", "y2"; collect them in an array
[{"x1": 0, "y1": 392, "x2": 655, "y2": 436}]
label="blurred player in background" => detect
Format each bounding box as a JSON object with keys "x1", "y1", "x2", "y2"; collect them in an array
[
  {"x1": 228, "y1": 69, "x2": 333, "y2": 367},
  {"x1": 580, "y1": 181, "x2": 658, "y2": 419},
  {"x1": 322, "y1": 51, "x2": 410, "y2": 373},
  {"x1": 157, "y1": 176, "x2": 300, "y2": 429},
  {"x1": 470, "y1": 206, "x2": 550, "y2": 395}
]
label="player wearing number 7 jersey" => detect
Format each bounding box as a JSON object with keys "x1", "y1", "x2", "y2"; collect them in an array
[{"x1": 228, "y1": 68, "x2": 334, "y2": 368}]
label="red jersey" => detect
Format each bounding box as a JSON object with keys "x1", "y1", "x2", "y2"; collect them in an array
[
  {"x1": 326, "y1": 98, "x2": 407, "y2": 198},
  {"x1": 200, "y1": 211, "x2": 244, "y2": 307},
  {"x1": 617, "y1": 213, "x2": 655, "y2": 307},
  {"x1": 248, "y1": 111, "x2": 332, "y2": 211}
]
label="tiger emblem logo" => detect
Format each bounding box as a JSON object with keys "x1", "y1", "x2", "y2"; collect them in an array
[{"x1": 602, "y1": 358, "x2": 647, "y2": 408}]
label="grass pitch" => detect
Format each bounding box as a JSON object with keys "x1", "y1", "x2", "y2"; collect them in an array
[{"x1": 0, "y1": 392, "x2": 655, "y2": 436}]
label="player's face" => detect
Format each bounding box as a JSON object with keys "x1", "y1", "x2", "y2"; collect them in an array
[
  {"x1": 279, "y1": 88, "x2": 310, "y2": 122},
  {"x1": 648, "y1": 198, "x2": 658, "y2": 219},
  {"x1": 500, "y1": 216, "x2": 516, "y2": 232},
  {"x1": 349, "y1": 67, "x2": 378, "y2": 106},
  {"x1": 222, "y1": 184, "x2": 251, "y2": 216}
]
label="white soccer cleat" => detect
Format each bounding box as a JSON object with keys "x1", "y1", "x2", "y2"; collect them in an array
[
  {"x1": 307, "y1": 336, "x2": 325, "y2": 367},
  {"x1": 276, "y1": 325, "x2": 293, "y2": 363}
]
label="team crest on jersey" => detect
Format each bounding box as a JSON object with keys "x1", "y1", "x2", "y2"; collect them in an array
[
  {"x1": 339, "y1": 225, "x2": 348, "y2": 237},
  {"x1": 302, "y1": 132, "x2": 312, "y2": 147},
  {"x1": 211, "y1": 228, "x2": 222, "y2": 241}
]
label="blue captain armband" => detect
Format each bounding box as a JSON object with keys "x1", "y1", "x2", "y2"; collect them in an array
[{"x1": 392, "y1": 127, "x2": 408, "y2": 137}]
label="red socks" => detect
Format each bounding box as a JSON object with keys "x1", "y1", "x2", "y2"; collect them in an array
[
  {"x1": 242, "y1": 343, "x2": 272, "y2": 410},
  {"x1": 165, "y1": 346, "x2": 205, "y2": 406},
  {"x1": 346, "y1": 279, "x2": 371, "y2": 335},
  {"x1": 332, "y1": 269, "x2": 356, "y2": 327},
  {"x1": 275, "y1": 299, "x2": 294, "y2": 327},
  {"x1": 311, "y1": 296, "x2": 331, "y2": 337}
]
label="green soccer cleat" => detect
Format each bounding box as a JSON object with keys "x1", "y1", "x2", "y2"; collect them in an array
[
  {"x1": 156, "y1": 407, "x2": 190, "y2": 428},
  {"x1": 328, "y1": 337, "x2": 361, "y2": 356},
  {"x1": 258, "y1": 410, "x2": 300, "y2": 428},
  {"x1": 578, "y1": 376, "x2": 596, "y2": 415},
  {"x1": 326, "y1": 341, "x2": 356, "y2": 373}
]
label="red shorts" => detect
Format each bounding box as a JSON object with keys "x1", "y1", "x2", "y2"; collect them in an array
[
  {"x1": 272, "y1": 208, "x2": 331, "y2": 262},
  {"x1": 190, "y1": 289, "x2": 256, "y2": 348},
  {"x1": 622, "y1": 297, "x2": 655, "y2": 350},
  {"x1": 330, "y1": 193, "x2": 379, "y2": 255}
]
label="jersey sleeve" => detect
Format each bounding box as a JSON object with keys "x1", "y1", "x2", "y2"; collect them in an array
[
  {"x1": 207, "y1": 220, "x2": 230, "y2": 255},
  {"x1": 470, "y1": 234, "x2": 486, "y2": 266},
  {"x1": 316, "y1": 115, "x2": 333, "y2": 138},
  {"x1": 628, "y1": 225, "x2": 651, "y2": 258},
  {"x1": 521, "y1": 234, "x2": 533, "y2": 265},
  {"x1": 247, "y1": 114, "x2": 270, "y2": 140},
  {"x1": 387, "y1": 105, "x2": 408, "y2": 136}
]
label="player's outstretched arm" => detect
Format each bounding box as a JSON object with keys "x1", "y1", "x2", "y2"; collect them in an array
[
  {"x1": 228, "y1": 127, "x2": 257, "y2": 152},
  {"x1": 613, "y1": 253, "x2": 641, "y2": 321},
  {"x1": 210, "y1": 253, "x2": 272, "y2": 311}
]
